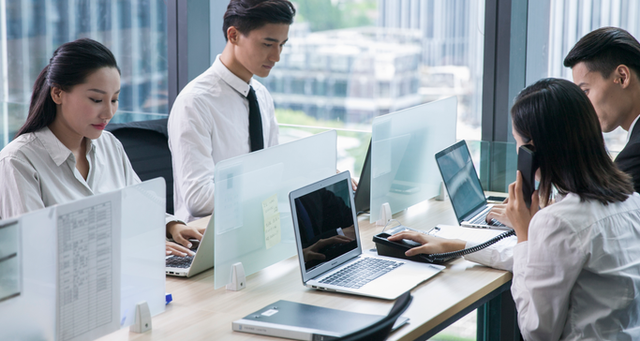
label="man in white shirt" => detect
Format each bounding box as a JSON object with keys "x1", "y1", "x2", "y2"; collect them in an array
[{"x1": 168, "y1": 0, "x2": 296, "y2": 222}]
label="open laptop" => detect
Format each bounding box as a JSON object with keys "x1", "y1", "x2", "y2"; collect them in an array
[
  {"x1": 435, "y1": 140, "x2": 509, "y2": 229},
  {"x1": 165, "y1": 216, "x2": 215, "y2": 277},
  {"x1": 289, "y1": 171, "x2": 442, "y2": 300}
]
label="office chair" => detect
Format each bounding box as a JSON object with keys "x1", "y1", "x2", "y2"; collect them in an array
[
  {"x1": 338, "y1": 290, "x2": 413, "y2": 341},
  {"x1": 106, "y1": 118, "x2": 175, "y2": 214}
]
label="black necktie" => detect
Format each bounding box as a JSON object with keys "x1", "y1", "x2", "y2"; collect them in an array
[{"x1": 247, "y1": 86, "x2": 264, "y2": 152}]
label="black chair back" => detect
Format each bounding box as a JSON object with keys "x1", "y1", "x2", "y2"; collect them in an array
[
  {"x1": 106, "y1": 118, "x2": 174, "y2": 214},
  {"x1": 338, "y1": 291, "x2": 413, "y2": 341}
]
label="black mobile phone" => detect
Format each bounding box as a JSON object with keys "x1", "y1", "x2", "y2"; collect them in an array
[{"x1": 517, "y1": 145, "x2": 538, "y2": 208}]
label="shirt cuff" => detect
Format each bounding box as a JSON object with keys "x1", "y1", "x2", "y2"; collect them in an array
[
  {"x1": 512, "y1": 240, "x2": 529, "y2": 276},
  {"x1": 165, "y1": 214, "x2": 187, "y2": 240},
  {"x1": 463, "y1": 240, "x2": 493, "y2": 266}
]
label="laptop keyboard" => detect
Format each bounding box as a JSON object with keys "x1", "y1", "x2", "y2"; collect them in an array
[
  {"x1": 166, "y1": 240, "x2": 199, "y2": 269},
  {"x1": 166, "y1": 254, "x2": 195, "y2": 268},
  {"x1": 319, "y1": 257, "x2": 403, "y2": 289},
  {"x1": 468, "y1": 210, "x2": 506, "y2": 227}
]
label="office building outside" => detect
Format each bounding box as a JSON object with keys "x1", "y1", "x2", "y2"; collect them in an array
[
  {"x1": 259, "y1": 24, "x2": 423, "y2": 126},
  {"x1": 0, "y1": 0, "x2": 168, "y2": 147}
]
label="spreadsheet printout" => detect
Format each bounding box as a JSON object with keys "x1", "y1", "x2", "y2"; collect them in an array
[{"x1": 56, "y1": 193, "x2": 121, "y2": 341}]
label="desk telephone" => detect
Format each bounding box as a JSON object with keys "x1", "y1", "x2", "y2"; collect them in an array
[{"x1": 373, "y1": 225, "x2": 515, "y2": 264}]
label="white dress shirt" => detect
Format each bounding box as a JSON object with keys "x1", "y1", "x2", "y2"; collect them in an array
[
  {"x1": 168, "y1": 55, "x2": 279, "y2": 222},
  {"x1": 0, "y1": 127, "x2": 179, "y2": 226},
  {"x1": 464, "y1": 235, "x2": 516, "y2": 271},
  {"x1": 511, "y1": 192, "x2": 640, "y2": 341}
]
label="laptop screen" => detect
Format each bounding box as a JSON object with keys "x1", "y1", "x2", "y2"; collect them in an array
[
  {"x1": 292, "y1": 177, "x2": 358, "y2": 273},
  {"x1": 435, "y1": 141, "x2": 486, "y2": 222}
]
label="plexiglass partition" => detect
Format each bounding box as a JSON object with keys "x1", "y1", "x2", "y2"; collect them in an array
[
  {"x1": 0, "y1": 208, "x2": 57, "y2": 341},
  {"x1": 370, "y1": 97, "x2": 457, "y2": 222},
  {"x1": 0, "y1": 179, "x2": 166, "y2": 341},
  {"x1": 119, "y1": 178, "x2": 166, "y2": 327},
  {"x1": 214, "y1": 130, "x2": 337, "y2": 289},
  {"x1": 0, "y1": 219, "x2": 20, "y2": 303},
  {"x1": 468, "y1": 140, "x2": 518, "y2": 193}
]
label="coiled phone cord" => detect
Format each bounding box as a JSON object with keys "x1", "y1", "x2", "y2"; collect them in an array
[{"x1": 424, "y1": 229, "x2": 516, "y2": 263}]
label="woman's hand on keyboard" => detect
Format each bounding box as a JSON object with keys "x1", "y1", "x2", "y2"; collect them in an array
[
  {"x1": 166, "y1": 241, "x2": 195, "y2": 257},
  {"x1": 387, "y1": 231, "x2": 466, "y2": 256},
  {"x1": 486, "y1": 204, "x2": 512, "y2": 227}
]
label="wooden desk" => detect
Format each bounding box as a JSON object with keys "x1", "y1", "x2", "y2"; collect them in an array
[{"x1": 100, "y1": 198, "x2": 513, "y2": 341}]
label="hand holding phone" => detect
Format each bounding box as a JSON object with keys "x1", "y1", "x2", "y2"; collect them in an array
[{"x1": 517, "y1": 145, "x2": 538, "y2": 208}]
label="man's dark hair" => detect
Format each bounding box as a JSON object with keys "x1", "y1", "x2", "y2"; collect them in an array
[
  {"x1": 511, "y1": 78, "x2": 633, "y2": 206},
  {"x1": 223, "y1": 0, "x2": 296, "y2": 41},
  {"x1": 564, "y1": 27, "x2": 640, "y2": 78}
]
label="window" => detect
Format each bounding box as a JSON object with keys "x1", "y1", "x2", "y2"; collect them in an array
[
  {"x1": 528, "y1": 0, "x2": 640, "y2": 156},
  {"x1": 0, "y1": 0, "x2": 168, "y2": 148},
  {"x1": 261, "y1": 0, "x2": 485, "y2": 182}
]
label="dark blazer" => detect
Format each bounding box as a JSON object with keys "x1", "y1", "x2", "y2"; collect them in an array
[{"x1": 615, "y1": 119, "x2": 640, "y2": 193}]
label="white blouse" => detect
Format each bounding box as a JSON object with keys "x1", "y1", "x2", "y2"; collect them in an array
[
  {"x1": 511, "y1": 192, "x2": 640, "y2": 340},
  {"x1": 0, "y1": 127, "x2": 178, "y2": 226}
]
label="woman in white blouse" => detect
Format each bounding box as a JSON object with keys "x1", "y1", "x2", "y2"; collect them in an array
[
  {"x1": 392, "y1": 78, "x2": 640, "y2": 340},
  {"x1": 0, "y1": 38, "x2": 201, "y2": 257}
]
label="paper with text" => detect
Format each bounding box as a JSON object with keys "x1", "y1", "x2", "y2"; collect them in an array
[
  {"x1": 262, "y1": 194, "x2": 281, "y2": 249},
  {"x1": 0, "y1": 220, "x2": 20, "y2": 303},
  {"x1": 56, "y1": 193, "x2": 121, "y2": 341}
]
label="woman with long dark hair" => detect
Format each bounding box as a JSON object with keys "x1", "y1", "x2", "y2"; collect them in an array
[
  {"x1": 0, "y1": 38, "x2": 201, "y2": 256},
  {"x1": 392, "y1": 78, "x2": 640, "y2": 340}
]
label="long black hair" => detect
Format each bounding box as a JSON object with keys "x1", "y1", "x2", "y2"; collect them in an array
[
  {"x1": 16, "y1": 38, "x2": 120, "y2": 137},
  {"x1": 511, "y1": 78, "x2": 633, "y2": 206}
]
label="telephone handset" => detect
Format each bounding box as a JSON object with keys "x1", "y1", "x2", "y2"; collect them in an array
[
  {"x1": 518, "y1": 145, "x2": 538, "y2": 208},
  {"x1": 373, "y1": 226, "x2": 515, "y2": 264}
]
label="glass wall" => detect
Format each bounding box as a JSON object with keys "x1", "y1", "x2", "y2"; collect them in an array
[
  {"x1": 256, "y1": 0, "x2": 486, "y2": 179},
  {"x1": 528, "y1": 0, "x2": 640, "y2": 156},
  {"x1": 0, "y1": 0, "x2": 168, "y2": 148}
]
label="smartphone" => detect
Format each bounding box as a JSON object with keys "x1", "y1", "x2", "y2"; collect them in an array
[{"x1": 517, "y1": 145, "x2": 538, "y2": 208}]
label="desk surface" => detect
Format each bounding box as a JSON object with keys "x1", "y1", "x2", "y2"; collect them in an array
[{"x1": 100, "y1": 198, "x2": 511, "y2": 341}]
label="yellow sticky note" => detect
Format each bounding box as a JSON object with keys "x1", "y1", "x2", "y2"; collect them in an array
[
  {"x1": 262, "y1": 194, "x2": 278, "y2": 217},
  {"x1": 262, "y1": 194, "x2": 281, "y2": 249},
  {"x1": 264, "y1": 213, "x2": 281, "y2": 249}
]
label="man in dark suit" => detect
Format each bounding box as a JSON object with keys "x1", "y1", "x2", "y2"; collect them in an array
[{"x1": 564, "y1": 27, "x2": 640, "y2": 192}]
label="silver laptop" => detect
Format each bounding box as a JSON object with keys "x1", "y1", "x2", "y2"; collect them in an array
[
  {"x1": 165, "y1": 216, "x2": 214, "y2": 277},
  {"x1": 435, "y1": 140, "x2": 509, "y2": 230},
  {"x1": 289, "y1": 171, "x2": 442, "y2": 300}
]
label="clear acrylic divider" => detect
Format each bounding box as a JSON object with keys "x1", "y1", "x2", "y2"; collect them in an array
[
  {"x1": 370, "y1": 97, "x2": 457, "y2": 222},
  {"x1": 213, "y1": 130, "x2": 337, "y2": 289},
  {"x1": 119, "y1": 178, "x2": 166, "y2": 327},
  {"x1": 0, "y1": 179, "x2": 166, "y2": 340},
  {"x1": 0, "y1": 208, "x2": 57, "y2": 341},
  {"x1": 467, "y1": 140, "x2": 517, "y2": 193}
]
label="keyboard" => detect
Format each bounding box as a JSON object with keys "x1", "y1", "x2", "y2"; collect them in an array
[
  {"x1": 166, "y1": 239, "x2": 199, "y2": 269},
  {"x1": 468, "y1": 210, "x2": 506, "y2": 227},
  {"x1": 319, "y1": 257, "x2": 403, "y2": 289},
  {"x1": 166, "y1": 254, "x2": 194, "y2": 268}
]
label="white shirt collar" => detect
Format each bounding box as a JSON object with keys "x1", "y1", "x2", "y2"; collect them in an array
[
  {"x1": 34, "y1": 127, "x2": 95, "y2": 166},
  {"x1": 212, "y1": 54, "x2": 252, "y2": 97},
  {"x1": 627, "y1": 114, "x2": 640, "y2": 143}
]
